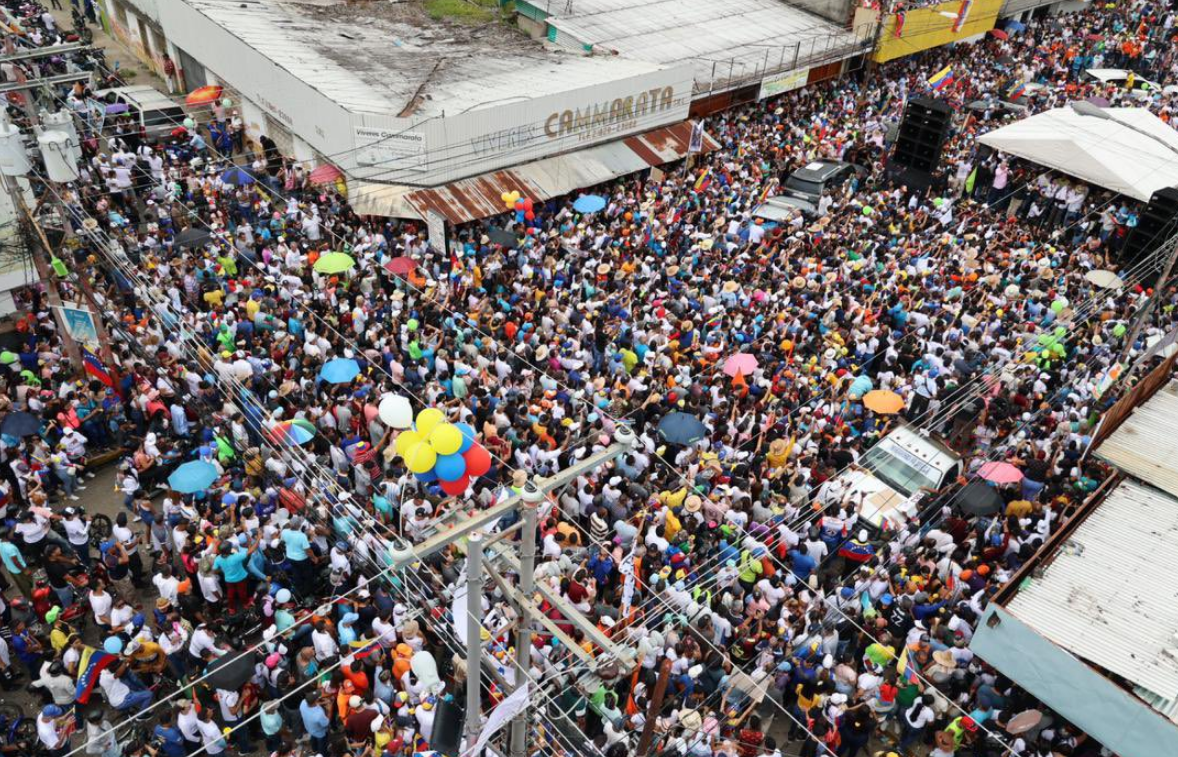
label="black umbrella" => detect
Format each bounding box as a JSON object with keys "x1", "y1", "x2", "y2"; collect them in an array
[
  {"x1": 657, "y1": 411, "x2": 708, "y2": 446},
  {"x1": 0, "y1": 411, "x2": 39, "y2": 437},
  {"x1": 204, "y1": 650, "x2": 258, "y2": 690},
  {"x1": 954, "y1": 479, "x2": 1004, "y2": 516},
  {"x1": 175, "y1": 228, "x2": 213, "y2": 249},
  {"x1": 487, "y1": 228, "x2": 519, "y2": 249}
]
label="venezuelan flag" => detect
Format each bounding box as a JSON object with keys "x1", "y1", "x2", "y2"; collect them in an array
[
  {"x1": 76, "y1": 648, "x2": 119, "y2": 704},
  {"x1": 928, "y1": 65, "x2": 955, "y2": 91},
  {"x1": 897, "y1": 647, "x2": 920, "y2": 685},
  {"x1": 693, "y1": 167, "x2": 712, "y2": 192},
  {"x1": 1006, "y1": 80, "x2": 1027, "y2": 100}
]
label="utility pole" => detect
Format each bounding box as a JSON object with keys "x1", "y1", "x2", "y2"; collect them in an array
[
  {"x1": 509, "y1": 481, "x2": 543, "y2": 757},
  {"x1": 465, "y1": 531, "x2": 486, "y2": 750},
  {"x1": 384, "y1": 429, "x2": 639, "y2": 755},
  {"x1": 17, "y1": 189, "x2": 81, "y2": 367},
  {"x1": 636, "y1": 657, "x2": 673, "y2": 755}
]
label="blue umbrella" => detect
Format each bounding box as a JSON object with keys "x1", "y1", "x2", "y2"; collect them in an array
[
  {"x1": 220, "y1": 166, "x2": 256, "y2": 186},
  {"x1": 573, "y1": 194, "x2": 606, "y2": 214},
  {"x1": 320, "y1": 358, "x2": 361, "y2": 384},
  {"x1": 1005, "y1": 19, "x2": 1026, "y2": 32},
  {"x1": 168, "y1": 460, "x2": 219, "y2": 494},
  {"x1": 657, "y1": 411, "x2": 708, "y2": 446}
]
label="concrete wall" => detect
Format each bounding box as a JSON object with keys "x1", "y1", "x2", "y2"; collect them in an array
[{"x1": 783, "y1": 0, "x2": 855, "y2": 26}]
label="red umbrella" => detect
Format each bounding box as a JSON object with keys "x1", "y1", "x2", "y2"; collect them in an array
[
  {"x1": 988, "y1": 28, "x2": 1008, "y2": 40},
  {"x1": 309, "y1": 164, "x2": 343, "y2": 184},
  {"x1": 185, "y1": 85, "x2": 223, "y2": 107},
  {"x1": 384, "y1": 256, "x2": 416, "y2": 276}
]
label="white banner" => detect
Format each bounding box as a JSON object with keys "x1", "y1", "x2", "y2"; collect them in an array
[{"x1": 463, "y1": 682, "x2": 530, "y2": 757}]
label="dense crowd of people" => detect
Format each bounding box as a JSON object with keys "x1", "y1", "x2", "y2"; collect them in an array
[{"x1": 2, "y1": 1, "x2": 1178, "y2": 757}]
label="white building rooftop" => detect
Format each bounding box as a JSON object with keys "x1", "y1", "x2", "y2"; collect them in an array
[
  {"x1": 544, "y1": 0, "x2": 873, "y2": 93},
  {"x1": 187, "y1": 0, "x2": 669, "y2": 119}
]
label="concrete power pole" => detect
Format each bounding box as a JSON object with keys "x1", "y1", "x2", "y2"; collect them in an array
[{"x1": 465, "y1": 531, "x2": 486, "y2": 749}]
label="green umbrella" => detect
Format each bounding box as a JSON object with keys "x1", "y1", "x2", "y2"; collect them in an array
[
  {"x1": 313, "y1": 252, "x2": 356, "y2": 274},
  {"x1": 0, "y1": 351, "x2": 17, "y2": 364}
]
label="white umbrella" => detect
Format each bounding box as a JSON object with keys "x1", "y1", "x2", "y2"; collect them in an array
[{"x1": 1084, "y1": 269, "x2": 1124, "y2": 289}]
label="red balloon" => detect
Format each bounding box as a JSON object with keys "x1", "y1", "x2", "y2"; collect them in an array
[
  {"x1": 523, "y1": 198, "x2": 534, "y2": 212},
  {"x1": 440, "y1": 476, "x2": 470, "y2": 496},
  {"x1": 525, "y1": 211, "x2": 535, "y2": 221},
  {"x1": 464, "y1": 444, "x2": 492, "y2": 477},
  {"x1": 514, "y1": 199, "x2": 525, "y2": 211}
]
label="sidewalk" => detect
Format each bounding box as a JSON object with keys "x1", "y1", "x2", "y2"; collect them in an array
[{"x1": 49, "y1": 5, "x2": 167, "y2": 93}]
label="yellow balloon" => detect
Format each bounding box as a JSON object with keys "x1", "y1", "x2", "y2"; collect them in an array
[
  {"x1": 394, "y1": 430, "x2": 424, "y2": 457},
  {"x1": 416, "y1": 408, "x2": 445, "y2": 436},
  {"x1": 404, "y1": 442, "x2": 437, "y2": 474},
  {"x1": 429, "y1": 423, "x2": 463, "y2": 456}
]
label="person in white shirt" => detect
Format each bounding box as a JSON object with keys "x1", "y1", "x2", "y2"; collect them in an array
[
  {"x1": 311, "y1": 621, "x2": 338, "y2": 661},
  {"x1": 196, "y1": 707, "x2": 227, "y2": 755},
  {"x1": 176, "y1": 699, "x2": 202, "y2": 750},
  {"x1": 36, "y1": 705, "x2": 69, "y2": 753},
  {"x1": 89, "y1": 581, "x2": 113, "y2": 630}
]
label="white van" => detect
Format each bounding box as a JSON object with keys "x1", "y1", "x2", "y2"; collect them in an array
[
  {"x1": 832, "y1": 424, "x2": 962, "y2": 532},
  {"x1": 92, "y1": 85, "x2": 187, "y2": 140}
]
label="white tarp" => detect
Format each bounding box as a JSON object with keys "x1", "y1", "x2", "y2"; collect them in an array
[{"x1": 977, "y1": 107, "x2": 1178, "y2": 202}]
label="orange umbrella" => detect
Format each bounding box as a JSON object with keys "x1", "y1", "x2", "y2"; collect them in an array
[
  {"x1": 862, "y1": 389, "x2": 904, "y2": 415},
  {"x1": 185, "y1": 85, "x2": 223, "y2": 107}
]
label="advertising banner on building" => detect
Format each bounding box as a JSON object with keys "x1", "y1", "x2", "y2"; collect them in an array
[
  {"x1": 861, "y1": 0, "x2": 1003, "y2": 63},
  {"x1": 758, "y1": 68, "x2": 810, "y2": 100}
]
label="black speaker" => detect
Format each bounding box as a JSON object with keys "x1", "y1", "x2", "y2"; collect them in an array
[
  {"x1": 1123, "y1": 187, "x2": 1178, "y2": 266},
  {"x1": 430, "y1": 698, "x2": 464, "y2": 755},
  {"x1": 893, "y1": 96, "x2": 952, "y2": 173}
]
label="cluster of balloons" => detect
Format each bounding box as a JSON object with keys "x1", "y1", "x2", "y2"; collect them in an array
[
  {"x1": 392, "y1": 408, "x2": 493, "y2": 496},
  {"x1": 500, "y1": 190, "x2": 539, "y2": 233}
]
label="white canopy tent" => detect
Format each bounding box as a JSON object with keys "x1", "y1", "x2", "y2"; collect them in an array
[{"x1": 977, "y1": 106, "x2": 1178, "y2": 202}]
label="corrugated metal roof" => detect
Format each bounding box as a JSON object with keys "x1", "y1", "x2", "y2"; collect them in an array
[
  {"x1": 349, "y1": 182, "x2": 423, "y2": 220},
  {"x1": 402, "y1": 120, "x2": 716, "y2": 224},
  {"x1": 1006, "y1": 480, "x2": 1178, "y2": 700},
  {"x1": 1099, "y1": 380, "x2": 1178, "y2": 498},
  {"x1": 547, "y1": 0, "x2": 870, "y2": 91}
]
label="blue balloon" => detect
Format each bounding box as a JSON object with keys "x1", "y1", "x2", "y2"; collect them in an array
[
  {"x1": 455, "y1": 422, "x2": 477, "y2": 454},
  {"x1": 415, "y1": 470, "x2": 438, "y2": 483},
  {"x1": 435, "y1": 453, "x2": 467, "y2": 482},
  {"x1": 104, "y1": 637, "x2": 124, "y2": 655}
]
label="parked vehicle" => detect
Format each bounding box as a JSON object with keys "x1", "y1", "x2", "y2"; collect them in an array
[
  {"x1": 754, "y1": 159, "x2": 863, "y2": 219},
  {"x1": 92, "y1": 85, "x2": 186, "y2": 140},
  {"x1": 826, "y1": 423, "x2": 963, "y2": 533}
]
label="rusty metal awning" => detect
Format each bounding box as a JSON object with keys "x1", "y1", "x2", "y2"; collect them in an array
[{"x1": 403, "y1": 119, "x2": 716, "y2": 225}]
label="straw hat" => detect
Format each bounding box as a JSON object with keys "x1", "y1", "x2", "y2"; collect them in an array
[
  {"x1": 512, "y1": 469, "x2": 528, "y2": 488},
  {"x1": 684, "y1": 495, "x2": 703, "y2": 513},
  {"x1": 933, "y1": 649, "x2": 956, "y2": 668},
  {"x1": 722, "y1": 280, "x2": 739, "y2": 293}
]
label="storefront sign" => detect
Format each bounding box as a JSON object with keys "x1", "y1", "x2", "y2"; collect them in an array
[
  {"x1": 758, "y1": 69, "x2": 809, "y2": 100},
  {"x1": 544, "y1": 86, "x2": 677, "y2": 140},
  {"x1": 353, "y1": 126, "x2": 427, "y2": 172}
]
